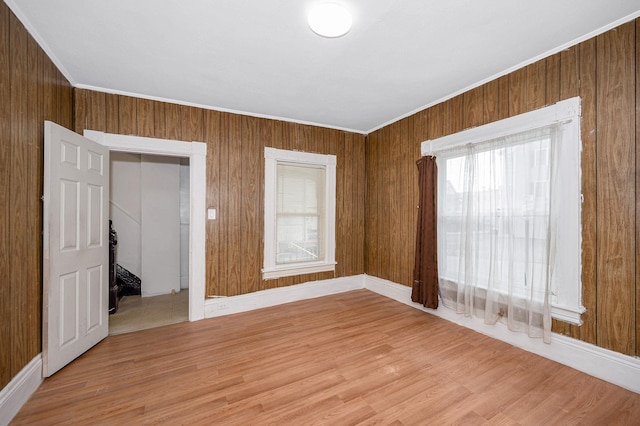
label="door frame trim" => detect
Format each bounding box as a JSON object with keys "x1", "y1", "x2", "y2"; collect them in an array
[{"x1": 84, "y1": 130, "x2": 207, "y2": 321}]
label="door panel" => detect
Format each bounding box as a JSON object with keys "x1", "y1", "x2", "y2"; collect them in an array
[{"x1": 43, "y1": 121, "x2": 109, "y2": 377}]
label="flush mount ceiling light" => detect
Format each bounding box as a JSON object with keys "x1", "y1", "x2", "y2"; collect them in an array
[{"x1": 308, "y1": 3, "x2": 352, "y2": 38}]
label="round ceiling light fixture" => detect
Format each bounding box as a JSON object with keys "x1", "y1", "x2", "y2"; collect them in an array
[{"x1": 308, "y1": 3, "x2": 352, "y2": 38}]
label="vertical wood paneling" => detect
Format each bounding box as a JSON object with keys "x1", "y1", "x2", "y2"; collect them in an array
[
  {"x1": 137, "y1": 98, "x2": 155, "y2": 137},
  {"x1": 10, "y1": 9, "x2": 32, "y2": 377},
  {"x1": 227, "y1": 114, "x2": 242, "y2": 295},
  {"x1": 545, "y1": 54, "x2": 561, "y2": 105},
  {"x1": 577, "y1": 38, "x2": 598, "y2": 346},
  {"x1": 1, "y1": 1, "x2": 73, "y2": 389},
  {"x1": 508, "y1": 67, "x2": 527, "y2": 116},
  {"x1": 399, "y1": 118, "x2": 413, "y2": 286},
  {"x1": 164, "y1": 103, "x2": 181, "y2": 141},
  {"x1": 365, "y1": 130, "x2": 379, "y2": 276},
  {"x1": 240, "y1": 116, "x2": 261, "y2": 294},
  {"x1": 596, "y1": 22, "x2": 636, "y2": 355},
  {"x1": 204, "y1": 110, "x2": 220, "y2": 296},
  {"x1": 389, "y1": 122, "x2": 401, "y2": 283},
  {"x1": 464, "y1": 86, "x2": 484, "y2": 128},
  {"x1": 105, "y1": 93, "x2": 119, "y2": 134},
  {"x1": 637, "y1": 20, "x2": 640, "y2": 357},
  {"x1": 25, "y1": 29, "x2": 40, "y2": 361},
  {"x1": 86, "y1": 91, "x2": 106, "y2": 132},
  {"x1": 364, "y1": 18, "x2": 640, "y2": 358},
  {"x1": 0, "y1": 3, "x2": 11, "y2": 388},
  {"x1": 483, "y1": 80, "x2": 501, "y2": 124},
  {"x1": 118, "y1": 95, "x2": 137, "y2": 135},
  {"x1": 216, "y1": 113, "x2": 230, "y2": 295},
  {"x1": 526, "y1": 60, "x2": 547, "y2": 110}
]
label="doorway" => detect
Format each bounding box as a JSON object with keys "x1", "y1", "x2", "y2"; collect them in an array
[
  {"x1": 83, "y1": 130, "x2": 207, "y2": 323},
  {"x1": 107, "y1": 153, "x2": 190, "y2": 334}
]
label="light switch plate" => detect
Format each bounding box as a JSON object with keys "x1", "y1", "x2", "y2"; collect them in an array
[{"x1": 207, "y1": 208, "x2": 217, "y2": 220}]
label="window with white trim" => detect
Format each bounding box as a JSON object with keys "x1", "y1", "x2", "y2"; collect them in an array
[
  {"x1": 422, "y1": 97, "x2": 585, "y2": 324},
  {"x1": 263, "y1": 147, "x2": 336, "y2": 279}
]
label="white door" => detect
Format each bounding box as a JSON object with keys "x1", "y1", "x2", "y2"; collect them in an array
[{"x1": 42, "y1": 121, "x2": 109, "y2": 377}]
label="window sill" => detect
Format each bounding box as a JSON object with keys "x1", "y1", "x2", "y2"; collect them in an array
[
  {"x1": 551, "y1": 304, "x2": 586, "y2": 326},
  {"x1": 262, "y1": 262, "x2": 336, "y2": 280}
]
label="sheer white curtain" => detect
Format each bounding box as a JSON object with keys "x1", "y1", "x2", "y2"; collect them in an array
[{"x1": 437, "y1": 126, "x2": 562, "y2": 343}]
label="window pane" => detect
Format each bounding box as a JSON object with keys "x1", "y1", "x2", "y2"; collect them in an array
[
  {"x1": 277, "y1": 164, "x2": 325, "y2": 214},
  {"x1": 439, "y1": 136, "x2": 551, "y2": 301},
  {"x1": 276, "y1": 163, "x2": 325, "y2": 265},
  {"x1": 276, "y1": 215, "x2": 322, "y2": 264}
]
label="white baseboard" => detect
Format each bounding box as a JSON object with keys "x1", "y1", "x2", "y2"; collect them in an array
[
  {"x1": 364, "y1": 274, "x2": 640, "y2": 394},
  {"x1": 0, "y1": 355, "x2": 43, "y2": 426},
  {"x1": 205, "y1": 275, "x2": 366, "y2": 318}
]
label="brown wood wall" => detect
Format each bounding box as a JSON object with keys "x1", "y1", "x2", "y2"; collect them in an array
[
  {"x1": 0, "y1": 2, "x2": 74, "y2": 389},
  {"x1": 73, "y1": 90, "x2": 366, "y2": 298},
  {"x1": 365, "y1": 19, "x2": 640, "y2": 357}
]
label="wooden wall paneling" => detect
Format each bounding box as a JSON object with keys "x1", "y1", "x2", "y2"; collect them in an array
[
  {"x1": 86, "y1": 90, "x2": 106, "y2": 132},
  {"x1": 117, "y1": 95, "x2": 137, "y2": 135},
  {"x1": 508, "y1": 67, "x2": 527, "y2": 117},
  {"x1": 9, "y1": 10, "x2": 31, "y2": 376},
  {"x1": 0, "y1": 2, "x2": 11, "y2": 389},
  {"x1": 42, "y1": 52, "x2": 57, "y2": 123},
  {"x1": 137, "y1": 98, "x2": 155, "y2": 138},
  {"x1": 180, "y1": 105, "x2": 204, "y2": 142},
  {"x1": 526, "y1": 60, "x2": 547, "y2": 111},
  {"x1": 576, "y1": 37, "x2": 598, "y2": 345},
  {"x1": 444, "y1": 95, "x2": 464, "y2": 136},
  {"x1": 227, "y1": 113, "x2": 243, "y2": 295},
  {"x1": 26, "y1": 32, "x2": 41, "y2": 360},
  {"x1": 388, "y1": 121, "x2": 402, "y2": 283},
  {"x1": 560, "y1": 46, "x2": 580, "y2": 99},
  {"x1": 164, "y1": 102, "x2": 181, "y2": 141},
  {"x1": 153, "y1": 102, "x2": 166, "y2": 139},
  {"x1": 80, "y1": 89, "x2": 102, "y2": 134},
  {"x1": 364, "y1": 130, "x2": 378, "y2": 276},
  {"x1": 59, "y1": 75, "x2": 73, "y2": 130},
  {"x1": 204, "y1": 110, "x2": 221, "y2": 297},
  {"x1": 545, "y1": 54, "x2": 561, "y2": 105},
  {"x1": 399, "y1": 118, "x2": 413, "y2": 286},
  {"x1": 483, "y1": 80, "x2": 501, "y2": 124},
  {"x1": 427, "y1": 104, "x2": 444, "y2": 140},
  {"x1": 463, "y1": 86, "x2": 484, "y2": 129},
  {"x1": 497, "y1": 76, "x2": 511, "y2": 120},
  {"x1": 595, "y1": 22, "x2": 636, "y2": 355},
  {"x1": 356, "y1": 130, "x2": 367, "y2": 276},
  {"x1": 341, "y1": 132, "x2": 354, "y2": 276},
  {"x1": 105, "y1": 93, "x2": 119, "y2": 134},
  {"x1": 73, "y1": 88, "x2": 87, "y2": 133},
  {"x1": 636, "y1": 19, "x2": 640, "y2": 356},
  {"x1": 215, "y1": 113, "x2": 230, "y2": 295},
  {"x1": 330, "y1": 128, "x2": 346, "y2": 276},
  {"x1": 379, "y1": 125, "x2": 391, "y2": 280},
  {"x1": 240, "y1": 115, "x2": 261, "y2": 294}
]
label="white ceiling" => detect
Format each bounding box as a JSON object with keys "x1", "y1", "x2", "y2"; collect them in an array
[{"x1": 7, "y1": 0, "x2": 640, "y2": 134}]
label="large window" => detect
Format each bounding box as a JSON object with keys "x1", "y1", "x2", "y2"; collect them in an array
[
  {"x1": 263, "y1": 147, "x2": 336, "y2": 279},
  {"x1": 423, "y1": 97, "x2": 584, "y2": 324}
]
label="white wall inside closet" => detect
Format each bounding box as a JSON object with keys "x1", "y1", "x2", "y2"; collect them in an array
[{"x1": 110, "y1": 152, "x2": 190, "y2": 297}]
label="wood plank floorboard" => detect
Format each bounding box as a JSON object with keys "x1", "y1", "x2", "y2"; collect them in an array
[{"x1": 11, "y1": 290, "x2": 640, "y2": 425}]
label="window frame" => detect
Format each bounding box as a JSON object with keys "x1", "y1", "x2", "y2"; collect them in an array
[
  {"x1": 421, "y1": 97, "x2": 585, "y2": 324},
  {"x1": 263, "y1": 147, "x2": 337, "y2": 279}
]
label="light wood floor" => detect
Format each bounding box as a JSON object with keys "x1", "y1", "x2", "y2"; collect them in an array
[{"x1": 11, "y1": 290, "x2": 640, "y2": 425}]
